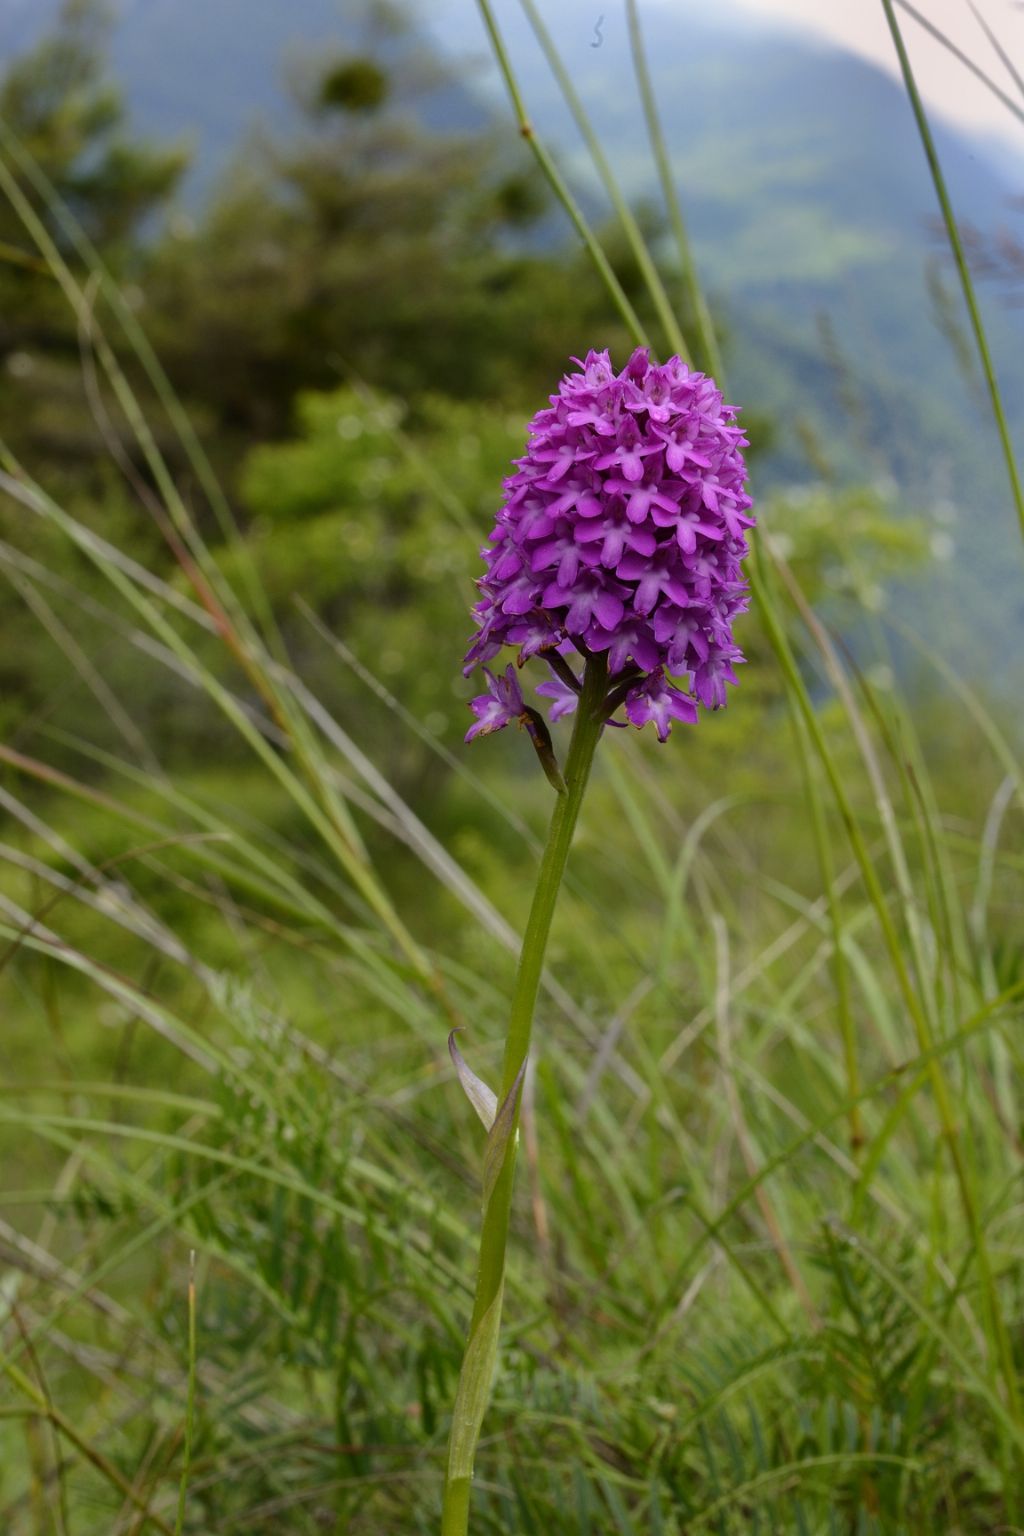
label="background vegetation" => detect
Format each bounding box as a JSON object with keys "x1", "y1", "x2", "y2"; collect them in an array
[{"x1": 0, "y1": 1, "x2": 1022, "y2": 1531}]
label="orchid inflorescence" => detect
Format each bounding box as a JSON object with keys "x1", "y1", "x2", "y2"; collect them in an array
[
  {"x1": 445, "y1": 349, "x2": 756, "y2": 1534},
  {"x1": 464, "y1": 347, "x2": 754, "y2": 754}
]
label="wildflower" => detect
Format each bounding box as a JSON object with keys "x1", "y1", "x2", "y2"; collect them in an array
[{"x1": 465, "y1": 348, "x2": 754, "y2": 744}]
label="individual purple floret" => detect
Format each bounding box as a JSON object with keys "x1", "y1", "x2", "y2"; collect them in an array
[
  {"x1": 464, "y1": 348, "x2": 754, "y2": 745},
  {"x1": 534, "y1": 675, "x2": 580, "y2": 722},
  {"x1": 624, "y1": 670, "x2": 699, "y2": 742},
  {"x1": 465, "y1": 665, "x2": 528, "y2": 742}
]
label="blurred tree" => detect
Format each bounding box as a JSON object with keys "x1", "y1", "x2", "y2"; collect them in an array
[{"x1": 318, "y1": 56, "x2": 390, "y2": 114}]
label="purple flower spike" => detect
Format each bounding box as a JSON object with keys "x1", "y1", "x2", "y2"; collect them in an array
[{"x1": 464, "y1": 348, "x2": 754, "y2": 743}]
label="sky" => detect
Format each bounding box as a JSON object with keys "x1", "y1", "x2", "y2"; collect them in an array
[{"x1": 726, "y1": 0, "x2": 1024, "y2": 153}]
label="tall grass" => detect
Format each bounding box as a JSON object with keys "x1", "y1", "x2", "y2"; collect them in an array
[{"x1": 1, "y1": 3, "x2": 1022, "y2": 1532}]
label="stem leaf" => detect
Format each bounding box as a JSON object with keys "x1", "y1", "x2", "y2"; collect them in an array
[
  {"x1": 445, "y1": 1282, "x2": 505, "y2": 1483},
  {"x1": 448, "y1": 1030, "x2": 498, "y2": 1131},
  {"x1": 523, "y1": 707, "x2": 566, "y2": 795},
  {"x1": 482, "y1": 1059, "x2": 527, "y2": 1210}
]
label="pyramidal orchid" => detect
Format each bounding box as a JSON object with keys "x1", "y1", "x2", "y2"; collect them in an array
[
  {"x1": 463, "y1": 346, "x2": 753, "y2": 741},
  {"x1": 442, "y1": 349, "x2": 754, "y2": 1535}
]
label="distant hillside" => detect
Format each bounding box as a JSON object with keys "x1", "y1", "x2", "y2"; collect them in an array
[{"x1": 2, "y1": 0, "x2": 1022, "y2": 665}]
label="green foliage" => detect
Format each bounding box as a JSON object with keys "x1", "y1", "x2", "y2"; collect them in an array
[{"x1": 237, "y1": 385, "x2": 512, "y2": 749}]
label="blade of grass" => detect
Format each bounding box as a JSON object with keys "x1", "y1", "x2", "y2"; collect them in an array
[
  {"x1": 881, "y1": 0, "x2": 1024, "y2": 549},
  {"x1": 473, "y1": 0, "x2": 649, "y2": 348},
  {"x1": 786, "y1": 699, "x2": 861, "y2": 1157},
  {"x1": 771, "y1": 545, "x2": 1019, "y2": 1421},
  {"x1": 516, "y1": 0, "x2": 689, "y2": 359},
  {"x1": 893, "y1": 0, "x2": 1024, "y2": 127},
  {"x1": 172, "y1": 1251, "x2": 197, "y2": 1536},
  {"x1": 0, "y1": 460, "x2": 445, "y2": 1007},
  {"x1": 0, "y1": 1359, "x2": 175, "y2": 1536},
  {"x1": 624, "y1": 0, "x2": 726, "y2": 380},
  {"x1": 0, "y1": 113, "x2": 281, "y2": 652},
  {"x1": 965, "y1": 0, "x2": 1024, "y2": 101}
]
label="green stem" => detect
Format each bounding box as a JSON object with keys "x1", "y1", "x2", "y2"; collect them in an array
[{"x1": 440, "y1": 656, "x2": 608, "y2": 1536}]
